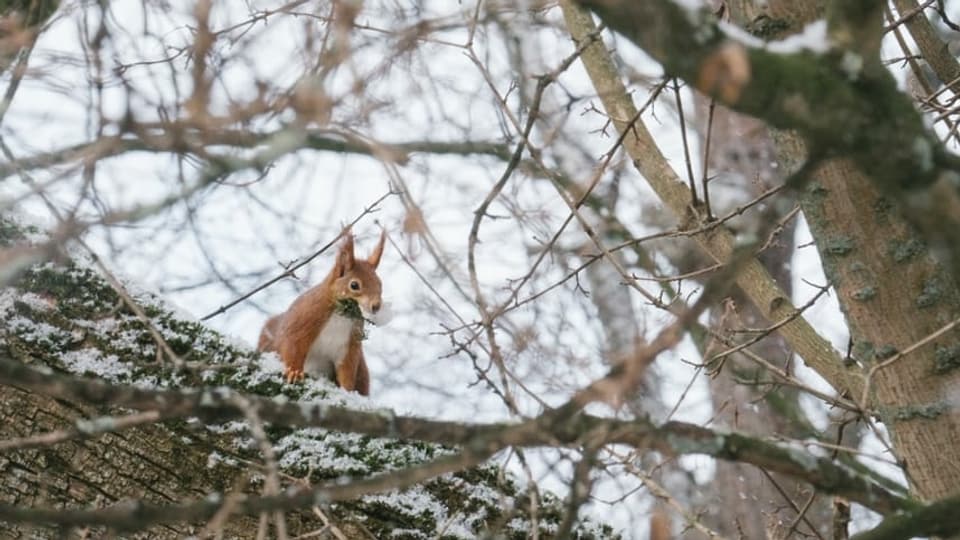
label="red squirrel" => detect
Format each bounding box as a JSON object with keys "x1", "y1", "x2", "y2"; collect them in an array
[{"x1": 257, "y1": 230, "x2": 385, "y2": 395}]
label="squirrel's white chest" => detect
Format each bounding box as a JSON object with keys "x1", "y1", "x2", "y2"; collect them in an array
[{"x1": 304, "y1": 313, "x2": 354, "y2": 378}]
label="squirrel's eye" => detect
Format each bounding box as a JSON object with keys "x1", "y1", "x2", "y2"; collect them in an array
[{"x1": 349, "y1": 280, "x2": 360, "y2": 291}]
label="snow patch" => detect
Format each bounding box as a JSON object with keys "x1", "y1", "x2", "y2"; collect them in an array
[
  {"x1": 509, "y1": 516, "x2": 559, "y2": 535},
  {"x1": 206, "y1": 421, "x2": 248, "y2": 435},
  {"x1": 6, "y1": 315, "x2": 70, "y2": 345},
  {"x1": 276, "y1": 429, "x2": 371, "y2": 474},
  {"x1": 61, "y1": 349, "x2": 132, "y2": 380},
  {"x1": 207, "y1": 451, "x2": 238, "y2": 469},
  {"x1": 768, "y1": 20, "x2": 829, "y2": 54}
]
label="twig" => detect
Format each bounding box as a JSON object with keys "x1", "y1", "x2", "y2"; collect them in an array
[{"x1": 200, "y1": 190, "x2": 396, "y2": 320}]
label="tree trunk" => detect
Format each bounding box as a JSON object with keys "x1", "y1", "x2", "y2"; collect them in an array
[{"x1": 789, "y1": 142, "x2": 960, "y2": 500}]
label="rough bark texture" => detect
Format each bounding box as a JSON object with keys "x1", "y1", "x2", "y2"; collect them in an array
[
  {"x1": 736, "y1": 0, "x2": 960, "y2": 507},
  {"x1": 0, "y1": 387, "x2": 315, "y2": 538},
  {"x1": 725, "y1": 0, "x2": 960, "y2": 509},
  {"x1": 0, "y1": 217, "x2": 617, "y2": 539},
  {"x1": 564, "y1": 0, "x2": 960, "y2": 532},
  {"x1": 791, "y1": 145, "x2": 960, "y2": 501}
]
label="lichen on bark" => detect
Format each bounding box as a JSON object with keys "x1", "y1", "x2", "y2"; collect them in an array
[{"x1": 0, "y1": 216, "x2": 619, "y2": 539}]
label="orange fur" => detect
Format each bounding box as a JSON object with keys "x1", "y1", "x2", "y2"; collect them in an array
[
  {"x1": 649, "y1": 508, "x2": 671, "y2": 540},
  {"x1": 258, "y1": 314, "x2": 282, "y2": 351},
  {"x1": 257, "y1": 230, "x2": 385, "y2": 395}
]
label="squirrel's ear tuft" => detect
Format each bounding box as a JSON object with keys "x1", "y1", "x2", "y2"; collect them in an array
[
  {"x1": 335, "y1": 231, "x2": 356, "y2": 277},
  {"x1": 367, "y1": 229, "x2": 386, "y2": 269}
]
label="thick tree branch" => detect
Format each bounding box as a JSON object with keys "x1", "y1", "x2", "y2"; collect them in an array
[
  {"x1": 850, "y1": 491, "x2": 960, "y2": 540},
  {"x1": 0, "y1": 445, "x2": 494, "y2": 532},
  {"x1": 0, "y1": 354, "x2": 914, "y2": 516},
  {"x1": 575, "y1": 0, "x2": 957, "y2": 191}
]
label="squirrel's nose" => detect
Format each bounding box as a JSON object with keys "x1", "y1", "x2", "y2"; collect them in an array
[{"x1": 371, "y1": 301, "x2": 381, "y2": 313}]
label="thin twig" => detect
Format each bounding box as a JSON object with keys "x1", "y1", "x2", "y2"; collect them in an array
[{"x1": 200, "y1": 190, "x2": 396, "y2": 321}]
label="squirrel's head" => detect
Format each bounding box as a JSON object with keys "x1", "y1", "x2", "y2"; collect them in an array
[{"x1": 331, "y1": 229, "x2": 386, "y2": 318}]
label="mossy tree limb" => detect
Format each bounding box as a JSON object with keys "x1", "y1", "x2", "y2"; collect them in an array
[
  {"x1": 0, "y1": 215, "x2": 922, "y2": 534},
  {"x1": 576, "y1": 0, "x2": 960, "y2": 285},
  {"x1": 574, "y1": 0, "x2": 953, "y2": 192},
  {"x1": 849, "y1": 491, "x2": 960, "y2": 540},
  {"x1": 0, "y1": 353, "x2": 920, "y2": 518},
  {"x1": 0, "y1": 218, "x2": 615, "y2": 539}
]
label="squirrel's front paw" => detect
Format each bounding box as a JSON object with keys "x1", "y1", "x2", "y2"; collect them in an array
[{"x1": 283, "y1": 368, "x2": 305, "y2": 383}]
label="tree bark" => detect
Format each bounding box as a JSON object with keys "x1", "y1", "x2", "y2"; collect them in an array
[
  {"x1": 575, "y1": 0, "x2": 960, "y2": 506},
  {"x1": 789, "y1": 142, "x2": 960, "y2": 501},
  {"x1": 0, "y1": 218, "x2": 617, "y2": 538}
]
